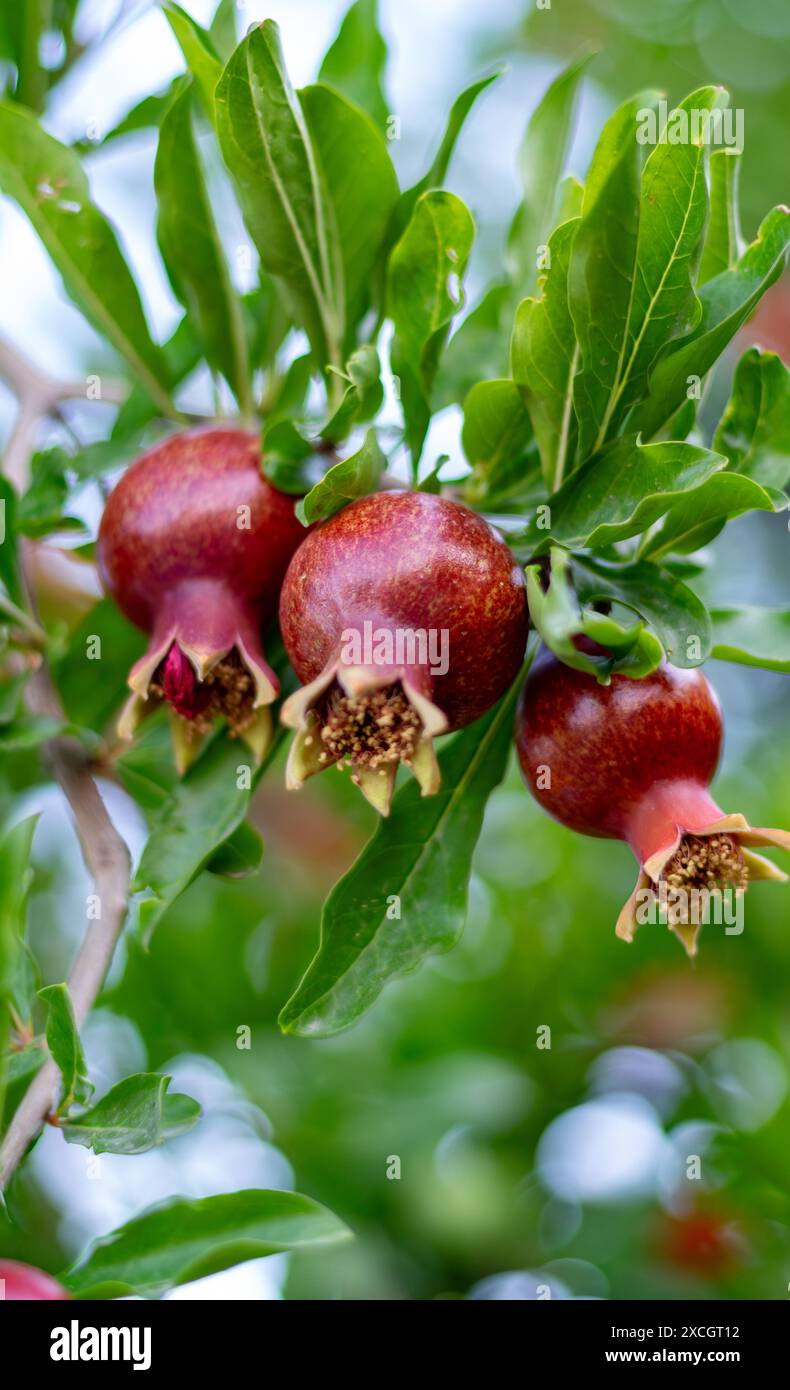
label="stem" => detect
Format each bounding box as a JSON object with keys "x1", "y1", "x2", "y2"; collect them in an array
[{"x1": 0, "y1": 334, "x2": 132, "y2": 1194}]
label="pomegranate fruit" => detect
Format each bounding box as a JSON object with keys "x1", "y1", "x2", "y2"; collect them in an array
[
  {"x1": 279, "y1": 490, "x2": 528, "y2": 813},
  {"x1": 515, "y1": 654, "x2": 790, "y2": 954},
  {"x1": 98, "y1": 427, "x2": 305, "y2": 769},
  {"x1": 0, "y1": 1259, "x2": 69, "y2": 1300}
]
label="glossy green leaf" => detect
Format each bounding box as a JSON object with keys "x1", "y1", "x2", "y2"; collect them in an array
[
  {"x1": 512, "y1": 437, "x2": 726, "y2": 555},
  {"x1": 280, "y1": 679, "x2": 523, "y2": 1037},
  {"x1": 388, "y1": 190, "x2": 474, "y2": 466},
  {"x1": 0, "y1": 478, "x2": 23, "y2": 605},
  {"x1": 526, "y1": 550, "x2": 663, "y2": 681},
  {"x1": 206, "y1": 821, "x2": 264, "y2": 879},
  {"x1": 573, "y1": 554, "x2": 712, "y2": 666},
  {"x1": 629, "y1": 206, "x2": 790, "y2": 440},
  {"x1": 162, "y1": 2, "x2": 222, "y2": 120},
  {"x1": 710, "y1": 606, "x2": 790, "y2": 671},
  {"x1": 155, "y1": 79, "x2": 251, "y2": 411},
  {"x1": 461, "y1": 379, "x2": 534, "y2": 506},
  {"x1": 642, "y1": 471, "x2": 783, "y2": 559},
  {"x1": 208, "y1": 0, "x2": 238, "y2": 60},
  {"x1": 713, "y1": 348, "x2": 790, "y2": 489},
  {"x1": 569, "y1": 92, "x2": 658, "y2": 459},
  {"x1": 509, "y1": 50, "x2": 592, "y2": 295},
  {"x1": 318, "y1": 0, "x2": 389, "y2": 129},
  {"x1": 39, "y1": 982, "x2": 93, "y2": 1111},
  {"x1": 0, "y1": 816, "x2": 39, "y2": 1110},
  {"x1": 605, "y1": 87, "x2": 729, "y2": 437},
  {"x1": 0, "y1": 101, "x2": 173, "y2": 416},
  {"x1": 216, "y1": 22, "x2": 344, "y2": 372},
  {"x1": 53, "y1": 598, "x2": 145, "y2": 732},
  {"x1": 512, "y1": 218, "x2": 579, "y2": 490},
  {"x1": 320, "y1": 345, "x2": 383, "y2": 443},
  {"x1": 133, "y1": 713, "x2": 291, "y2": 940},
  {"x1": 61, "y1": 1073, "x2": 200, "y2": 1155},
  {"x1": 698, "y1": 148, "x2": 742, "y2": 285},
  {"x1": 296, "y1": 429, "x2": 385, "y2": 525},
  {"x1": 62, "y1": 1189, "x2": 352, "y2": 1299}
]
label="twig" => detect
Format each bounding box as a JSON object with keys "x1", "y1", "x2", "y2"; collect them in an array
[{"x1": 0, "y1": 336, "x2": 132, "y2": 1193}]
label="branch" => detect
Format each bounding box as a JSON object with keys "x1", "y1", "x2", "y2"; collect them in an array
[{"x1": 0, "y1": 336, "x2": 132, "y2": 1193}]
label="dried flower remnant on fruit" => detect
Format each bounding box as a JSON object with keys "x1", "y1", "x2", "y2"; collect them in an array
[
  {"x1": 515, "y1": 654, "x2": 790, "y2": 955},
  {"x1": 97, "y1": 427, "x2": 305, "y2": 772},
  {"x1": 279, "y1": 490, "x2": 528, "y2": 814}
]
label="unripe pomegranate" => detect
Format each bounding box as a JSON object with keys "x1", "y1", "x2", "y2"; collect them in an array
[
  {"x1": 0, "y1": 1259, "x2": 69, "y2": 1300},
  {"x1": 98, "y1": 427, "x2": 305, "y2": 769},
  {"x1": 515, "y1": 654, "x2": 790, "y2": 954},
  {"x1": 279, "y1": 491, "x2": 528, "y2": 813}
]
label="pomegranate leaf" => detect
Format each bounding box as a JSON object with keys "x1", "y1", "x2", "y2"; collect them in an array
[
  {"x1": 641, "y1": 471, "x2": 785, "y2": 559},
  {"x1": 60, "y1": 1073, "x2": 200, "y2": 1156},
  {"x1": 295, "y1": 429, "x2": 385, "y2": 525},
  {"x1": 62, "y1": 1189, "x2": 351, "y2": 1298},
  {"x1": 155, "y1": 78, "x2": 251, "y2": 413},
  {"x1": 162, "y1": 2, "x2": 223, "y2": 121},
  {"x1": 461, "y1": 379, "x2": 538, "y2": 507},
  {"x1": 572, "y1": 554, "x2": 712, "y2": 667},
  {"x1": 0, "y1": 816, "x2": 40, "y2": 1120},
  {"x1": 388, "y1": 190, "x2": 475, "y2": 468},
  {"x1": 605, "y1": 87, "x2": 730, "y2": 439},
  {"x1": 698, "y1": 148, "x2": 743, "y2": 285},
  {"x1": 39, "y1": 983, "x2": 93, "y2": 1112},
  {"x1": 628, "y1": 205, "x2": 790, "y2": 440},
  {"x1": 0, "y1": 478, "x2": 23, "y2": 606},
  {"x1": 710, "y1": 606, "x2": 790, "y2": 672},
  {"x1": 0, "y1": 102, "x2": 173, "y2": 416},
  {"x1": 569, "y1": 91, "x2": 658, "y2": 460},
  {"x1": 512, "y1": 218, "x2": 579, "y2": 490},
  {"x1": 512, "y1": 438, "x2": 726, "y2": 555},
  {"x1": 279, "y1": 678, "x2": 522, "y2": 1037},
  {"x1": 508, "y1": 48, "x2": 593, "y2": 296},
  {"x1": 318, "y1": 0, "x2": 390, "y2": 130},
  {"x1": 713, "y1": 348, "x2": 790, "y2": 490},
  {"x1": 436, "y1": 282, "x2": 511, "y2": 409}
]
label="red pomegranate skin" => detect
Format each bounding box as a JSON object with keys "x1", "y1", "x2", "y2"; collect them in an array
[
  {"x1": 97, "y1": 427, "x2": 305, "y2": 743},
  {"x1": 98, "y1": 426, "x2": 303, "y2": 640},
  {"x1": 0, "y1": 1259, "x2": 69, "y2": 1300},
  {"x1": 515, "y1": 654, "x2": 723, "y2": 849},
  {"x1": 279, "y1": 490, "x2": 528, "y2": 730}
]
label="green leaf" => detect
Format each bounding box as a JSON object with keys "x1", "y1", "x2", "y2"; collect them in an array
[
  {"x1": 16, "y1": 448, "x2": 82, "y2": 538},
  {"x1": 206, "y1": 821, "x2": 264, "y2": 879},
  {"x1": 39, "y1": 982, "x2": 93, "y2": 1111},
  {"x1": 383, "y1": 70, "x2": 502, "y2": 266},
  {"x1": 629, "y1": 206, "x2": 790, "y2": 441},
  {"x1": 713, "y1": 348, "x2": 790, "y2": 489},
  {"x1": 208, "y1": 0, "x2": 237, "y2": 61},
  {"x1": 112, "y1": 315, "x2": 201, "y2": 442},
  {"x1": 710, "y1": 606, "x2": 790, "y2": 671},
  {"x1": 216, "y1": 22, "x2": 344, "y2": 372},
  {"x1": 155, "y1": 79, "x2": 251, "y2": 411},
  {"x1": 526, "y1": 549, "x2": 663, "y2": 681},
  {"x1": 0, "y1": 816, "x2": 38, "y2": 1031},
  {"x1": 280, "y1": 680, "x2": 523, "y2": 1038},
  {"x1": 61, "y1": 1073, "x2": 200, "y2": 1155},
  {"x1": 569, "y1": 92, "x2": 658, "y2": 459},
  {"x1": 605, "y1": 87, "x2": 730, "y2": 437},
  {"x1": 162, "y1": 1, "x2": 222, "y2": 120},
  {"x1": 0, "y1": 101, "x2": 173, "y2": 417},
  {"x1": 0, "y1": 477, "x2": 23, "y2": 605},
  {"x1": 62, "y1": 1189, "x2": 351, "y2": 1299},
  {"x1": 318, "y1": 0, "x2": 389, "y2": 129},
  {"x1": 133, "y1": 715, "x2": 290, "y2": 941},
  {"x1": 299, "y1": 83, "x2": 399, "y2": 351},
  {"x1": 509, "y1": 49, "x2": 593, "y2": 295},
  {"x1": 53, "y1": 598, "x2": 145, "y2": 732},
  {"x1": 320, "y1": 345, "x2": 383, "y2": 443},
  {"x1": 0, "y1": 715, "x2": 93, "y2": 752},
  {"x1": 698, "y1": 148, "x2": 742, "y2": 286},
  {"x1": 461, "y1": 379, "x2": 534, "y2": 506},
  {"x1": 388, "y1": 190, "x2": 474, "y2": 467},
  {"x1": 512, "y1": 437, "x2": 727, "y2": 555},
  {"x1": 573, "y1": 553, "x2": 712, "y2": 667},
  {"x1": 512, "y1": 218, "x2": 579, "y2": 490},
  {"x1": 642, "y1": 470, "x2": 783, "y2": 559},
  {"x1": 296, "y1": 429, "x2": 385, "y2": 525},
  {"x1": 435, "y1": 282, "x2": 510, "y2": 409}
]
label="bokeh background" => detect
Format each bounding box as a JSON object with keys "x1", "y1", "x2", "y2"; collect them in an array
[{"x1": 1, "y1": 0, "x2": 789, "y2": 1300}]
